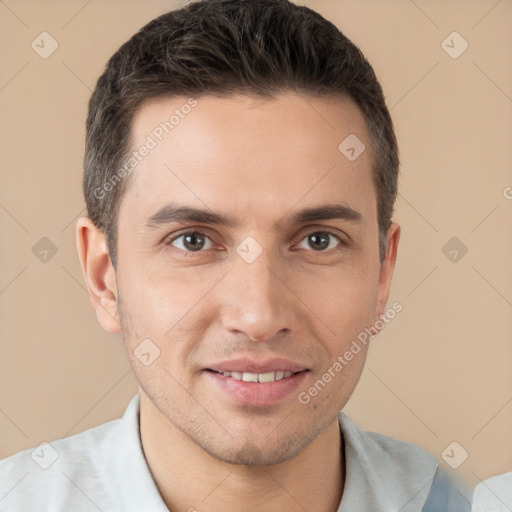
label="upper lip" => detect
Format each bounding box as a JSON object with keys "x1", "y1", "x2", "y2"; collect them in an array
[{"x1": 206, "y1": 358, "x2": 308, "y2": 374}]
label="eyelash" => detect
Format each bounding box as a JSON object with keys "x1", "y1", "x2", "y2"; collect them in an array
[{"x1": 165, "y1": 229, "x2": 348, "y2": 255}]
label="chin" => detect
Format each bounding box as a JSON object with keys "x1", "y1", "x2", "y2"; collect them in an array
[
  {"x1": 203, "y1": 437, "x2": 306, "y2": 466},
  {"x1": 194, "y1": 421, "x2": 324, "y2": 467}
]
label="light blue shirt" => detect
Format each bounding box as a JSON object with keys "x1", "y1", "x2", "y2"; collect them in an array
[{"x1": 0, "y1": 394, "x2": 471, "y2": 511}]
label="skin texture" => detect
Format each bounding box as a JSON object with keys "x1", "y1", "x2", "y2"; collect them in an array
[{"x1": 76, "y1": 92, "x2": 400, "y2": 512}]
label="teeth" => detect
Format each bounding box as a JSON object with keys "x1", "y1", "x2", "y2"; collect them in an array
[
  {"x1": 220, "y1": 370, "x2": 296, "y2": 382},
  {"x1": 258, "y1": 371, "x2": 275, "y2": 383}
]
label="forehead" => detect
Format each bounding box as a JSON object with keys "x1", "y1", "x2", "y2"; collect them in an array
[{"x1": 121, "y1": 92, "x2": 375, "y2": 226}]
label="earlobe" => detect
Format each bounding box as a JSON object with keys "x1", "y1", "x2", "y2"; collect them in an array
[
  {"x1": 374, "y1": 222, "x2": 401, "y2": 323},
  {"x1": 75, "y1": 216, "x2": 121, "y2": 334}
]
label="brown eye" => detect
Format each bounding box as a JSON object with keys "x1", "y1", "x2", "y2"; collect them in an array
[
  {"x1": 298, "y1": 231, "x2": 340, "y2": 251},
  {"x1": 170, "y1": 231, "x2": 213, "y2": 252}
]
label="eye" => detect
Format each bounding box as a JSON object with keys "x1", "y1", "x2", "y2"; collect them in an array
[
  {"x1": 168, "y1": 231, "x2": 213, "y2": 252},
  {"x1": 296, "y1": 231, "x2": 342, "y2": 251}
]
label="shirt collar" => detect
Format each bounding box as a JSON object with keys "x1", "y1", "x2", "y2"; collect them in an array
[
  {"x1": 337, "y1": 411, "x2": 439, "y2": 512},
  {"x1": 103, "y1": 394, "x2": 169, "y2": 511},
  {"x1": 110, "y1": 395, "x2": 439, "y2": 512}
]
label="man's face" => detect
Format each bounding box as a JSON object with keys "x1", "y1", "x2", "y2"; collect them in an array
[{"x1": 112, "y1": 92, "x2": 397, "y2": 465}]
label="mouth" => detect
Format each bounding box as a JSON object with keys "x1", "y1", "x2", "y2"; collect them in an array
[
  {"x1": 203, "y1": 359, "x2": 310, "y2": 405},
  {"x1": 207, "y1": 369, "x2": 301, "y2": 383}
]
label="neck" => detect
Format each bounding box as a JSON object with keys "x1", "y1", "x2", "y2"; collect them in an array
[{"x1": 139, "y1": 392, "x2": 344, "y2": 512}]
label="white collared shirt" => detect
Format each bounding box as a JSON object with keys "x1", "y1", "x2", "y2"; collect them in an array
[{"x1": 0, "y1": 394, "x2": 470, "y2": 511}]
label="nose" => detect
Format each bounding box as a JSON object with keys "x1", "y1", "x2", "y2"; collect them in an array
[{"x1": 218, "y1": 253, "x2": 297, "y2": 343}]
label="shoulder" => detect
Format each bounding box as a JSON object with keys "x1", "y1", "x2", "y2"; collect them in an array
[
  {"x1": 338, "y1": 412, "x2": 471, "y2": 512},
  {"x1": 0, "y1": 417, "x2": 122, "y2": 511},
  {"x1": 0, "y1": 395, "x2": 168, "y2": 512},
  {"x1": 0, "y1": 414, "x2": 120, "y2": 471}
]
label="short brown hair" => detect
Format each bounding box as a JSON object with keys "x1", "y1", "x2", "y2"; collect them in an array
[{"x1": 84, "y1": 0, "x2": 399, "y2": 268}]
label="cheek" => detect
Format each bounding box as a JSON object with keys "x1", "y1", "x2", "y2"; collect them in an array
[
  {"x1": 118, "y1": 256, "x2": 218, "y2": 333},
  {"x1": 116, "y1": 260, "x2": 223, "y2": 373},
  {"x1": 297, "y1": 262, "x2": 380, "y2": 341}
]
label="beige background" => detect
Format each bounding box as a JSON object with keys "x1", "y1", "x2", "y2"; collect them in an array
[{"x1": 1, "y1": 0, "x2": 511, "y2": 491}]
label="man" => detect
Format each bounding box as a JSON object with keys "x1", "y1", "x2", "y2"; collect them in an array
[{"x1": 0, "y1": 0, "x2": 471, "y2": 510}]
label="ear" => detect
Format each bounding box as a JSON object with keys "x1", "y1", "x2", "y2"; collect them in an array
[
  {"x1": 75, "y1": 216, "x2": 121, "y2": 333},
  {"x1": 374, "y1": 222, "x2": 400, "y2": 322}
]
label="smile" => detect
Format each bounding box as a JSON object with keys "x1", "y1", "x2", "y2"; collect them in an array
[
  {"x1": 217, "y1": 370, "x2": 296, "y2": 383},
  {"x1": 205, "y1": 366, "x2": 309, "y2": 406}
]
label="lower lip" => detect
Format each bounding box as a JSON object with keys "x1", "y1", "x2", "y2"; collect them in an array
[{"x1": 205, "y1": 370, "x2": 309, "y2": 406}]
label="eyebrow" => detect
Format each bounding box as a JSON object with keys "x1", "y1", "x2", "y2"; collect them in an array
[
  {"x1": 142, "y1": 202, "x2": 362, "y2": 231},
  {"x1": 287, "y1": 204, "x2": 362, "y2": 225},
  {"x1": 144, "y1": 203, "x2": 235, "y2": 229}
]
